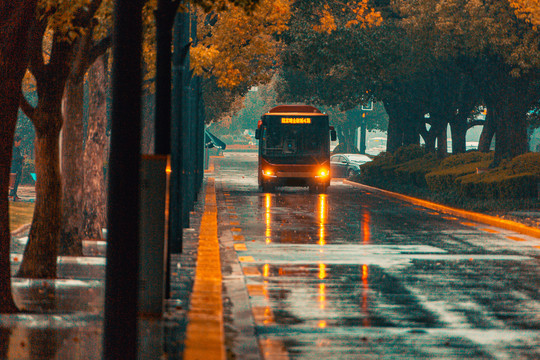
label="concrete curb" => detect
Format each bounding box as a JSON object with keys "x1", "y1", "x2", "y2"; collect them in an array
[{"x1": 343, "y1": 180, "x2": 540, "y2": 239}]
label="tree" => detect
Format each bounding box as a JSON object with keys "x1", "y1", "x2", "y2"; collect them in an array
[
  {"x1": 400, "y1": 0, "x2": 540, "y2": 164},
  {"x1": 511, "y1": 0, "x2": 540, "y2": 28},
  {"x1": 191, "y1": 0, "x2": 291, "y2": 123},
  {"x1": 18, "y1": 0, "x2": 105, "y2": 278},
  {"x1": 83, "y1": 55, "x2": 109, "y2": 239},
  {"x1": 0, "y1": 0, "x2": 38, "y2": 313},
  {"x1": 276, "y1": 0, "x2": 385, "y2": 151},
  {"x1": 61, "y1": 22, "x2": 111, "y2": 255}
]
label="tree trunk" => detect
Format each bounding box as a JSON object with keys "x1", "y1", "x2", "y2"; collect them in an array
[
  {"x1": 436, "y1": 126, "x2": 447, "y2": 158},
  {"x1": 83, "y1": 55, "x2": 108, "y2": 239},
  {"x1": 18, "y1": 30, "x2": 72, "y2": 279},
  {"x1": 0, "y1": 0, "x2": 37, "y2": 313},
  {"x1": 402, "y1": 112, "x2": 421, "y2": 147},
  {"x1": 492, "y1": 99, "x2": 528, "y2": 166},
  {"x1": 450, "y1": 117, "x2": 467, "y2": 154},
  {"x1": 423, "y1": 122, "x2": 436, "y2": 153},
  {"x1": 17, "y1": 125, "x2": 62, "y2": 279},
  {"x1": 359, "y1": 118, "x2": 367, "y2": 154},
  {"x1": 478, "y1": 106, "x2": 495, "y2": 152},
  {"x1": 336, "y1": 123, "x2": 358, "y2": 153},
  {"x1": 60, "y1": 76, "x2": 85, "y2": 256},
  {"x1": 383, "y1": 100, "x2": 402, "y2": 153}
]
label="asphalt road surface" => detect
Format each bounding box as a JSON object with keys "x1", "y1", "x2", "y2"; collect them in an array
[{"x1": 214, "y1": 152, "x2": 540, "y2": 360}]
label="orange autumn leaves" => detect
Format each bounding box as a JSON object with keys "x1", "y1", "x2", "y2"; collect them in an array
[
  {"x1": 313, "y1": 1, "x2": 383, "y2": 35},
  {"x1": 510, "y1": 0, "x2": 540, "y2": 28},
  {"x1": 191, "y1": 0, "x2": 383, "y2": 90},
  {"x1": 190, "y1": 0, "x2": 291, "y2": 89}
]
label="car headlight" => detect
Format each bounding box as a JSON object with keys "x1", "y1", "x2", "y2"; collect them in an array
[{"x1": 262, "y1": 169, "x2": 275, "y2": 177}]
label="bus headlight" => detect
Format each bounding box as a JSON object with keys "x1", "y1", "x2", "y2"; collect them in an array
[
  {"x1": 262, "y1": 169, "x2": 276, "y2": 177},
  {"x1": 315, "y1": 168, "x2": 329, "y2": 178}
]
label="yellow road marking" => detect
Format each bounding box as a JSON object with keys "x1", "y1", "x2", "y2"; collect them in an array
[
  {"x1": 231, "y1": 227, "x2": 242, "y2": 232},
  {"x1": 480, "y1": 228, "x2": 499, "y2": 234},
  {"x1": 233, "y1": 235, "x2": 245, "y2": 241},
  {"x1": 259, "y1": 338, "x2": 290, "y2": 360},
  {"x1": 183, "y1": 178, "x2": 225, "y2": 360},
  {"x1": 247, "y1": 285, "x2": 266, "y2": 296},
  {"x1": 239, "y1": 256, "x2": 255, "y2": 263},
  {"x1": 252, "y1": 306, "x2": 275, "y2": 324},
  {"x1": 460, "y1": 222, "x2": 478, "y2": 227},
  {"x1": 230, "y1": 215, "x2": 238, "y2": 219},
  {"x1": 443, "y1": 216, "x2": 458, "y2": 221},
  {"x1": 234, "y1": 243, "x2": 247, "y2": 251},
  {"x1": 253, "y1": 307, "x2": 290, "y2": 359},
  {"x1": 243, "y1": 266, "x2": 262, "y2": 276},
  {"x1": 230, "y1": 221, "x2": 240, "y2": 226},
  {"x1": 344, "y1": 180, "x2": 540, "y2": 239},
  {"x1": 507, "y1": 236, "x2": 526, "y2": 242}
]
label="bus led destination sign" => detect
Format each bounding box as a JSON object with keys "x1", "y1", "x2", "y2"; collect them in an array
[{"x1": 281, "y1": 117, "x2": 311, "y2": 124}]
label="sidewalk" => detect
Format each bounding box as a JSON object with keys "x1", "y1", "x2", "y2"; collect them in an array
[{"x1": 5, "y1": 181, "x2": 210, "y2": 359}]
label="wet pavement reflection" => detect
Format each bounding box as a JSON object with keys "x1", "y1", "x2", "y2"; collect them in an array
[{"x1": 217, "y1": 152, "x2": 540, "y2": 359}]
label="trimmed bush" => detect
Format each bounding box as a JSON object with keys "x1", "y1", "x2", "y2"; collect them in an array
[
  {"x1": 438, "y1": 151, "x2": 493, "y2": 168},
  {"x1": 506, "y1": 152, "x2": 540, "y2": 176},
  {"x1": 394, "y1": 154, "x2": 438, "y2": 187},
  {"x1": 393, "y1": 144, "x2": 426, "y2": 163},
  {"x1": 426, "y1": 160, "x2": 492, "y2": 193},
  {"x1": 459, "y1": 171, "x2": 538, "y2": 199}
]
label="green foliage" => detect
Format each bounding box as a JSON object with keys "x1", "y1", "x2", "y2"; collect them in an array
[
  {"x1": 505, "y1": 152, "x2": 540, "y2": 175},
  {"x1": 393, "y1": 144, "x2": 426, "y2": 163},
  {"x1": 360, "y1": 148, "x2": 540, "y2": 200},
  {"x1": 394, "y1": 153, "x2": 437, "y2": 187},
  {"x1": 21, "y1": 158, "x2": 36, "y2": 185},
  {"x1": 459, "y1": 171, "x2": 538, "y2": 199},
  {"x1": 425, "y1": 152, "x2": 494, "y2": 193},
  {"x1": 438, "y1": 151, "x2": 493, "y2": 168}
]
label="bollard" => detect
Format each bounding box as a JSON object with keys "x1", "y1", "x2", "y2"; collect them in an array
[{"x1": 139, "y1": 155, "x2": 169, "y2": 317}]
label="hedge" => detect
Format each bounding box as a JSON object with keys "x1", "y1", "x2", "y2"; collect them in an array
[
  {"x1": 459, "y1": 171, "x2": 538, "y2": 199},
  {"x1": 359, "y1": 147, "x2": 540, "y2": 200}
]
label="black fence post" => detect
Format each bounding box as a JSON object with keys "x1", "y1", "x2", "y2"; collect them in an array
[
  {"x1": 103, "y1": 0, "x2": 143, "y2": 359},
  {"x1": 170, "y1": 9, "x2": 190, "y2": 254}
]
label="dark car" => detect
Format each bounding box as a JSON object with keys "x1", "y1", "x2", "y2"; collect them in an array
[{"x1": 330, "y1": 153, "x2": 372, "y2": 179}]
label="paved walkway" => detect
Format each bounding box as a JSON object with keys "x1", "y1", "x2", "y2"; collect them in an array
[{"x1": 4, "y1": 181, "x2": 210, "y2": 359}]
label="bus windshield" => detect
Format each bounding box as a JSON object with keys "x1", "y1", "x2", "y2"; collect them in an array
[{"x1": 261, "y1": 116, "x2": 329, "y2": 163}]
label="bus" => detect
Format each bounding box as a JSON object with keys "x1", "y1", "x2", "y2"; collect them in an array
[{"x1": 254, "y1": 105, "x2": 337, "y2": 193}]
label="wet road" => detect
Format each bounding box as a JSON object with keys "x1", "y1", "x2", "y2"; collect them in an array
[{"x1": 214, "y1": 152, "x2": 540, "y2": 359}]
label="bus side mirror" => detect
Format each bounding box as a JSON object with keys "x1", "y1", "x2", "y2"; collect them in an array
[
  {"x1": 330, "y1": 128, "x2": 337, "y2": 141},
  {"x1": 255, "y1": 129, "x2": 260, "y2": 140}
]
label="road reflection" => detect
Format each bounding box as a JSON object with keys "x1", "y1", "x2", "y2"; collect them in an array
[
  {"x1": 319, "y1": 194, "x2": 327, "y2": 247},
  {"x1": 265, "y1": 193, "x2": 272, "y2": 244},
  {"x1": 362, "y1": 264, "x2": 370, "y2": 327},
  {"x1": 362, "y1": 207, "x2": 370, "y2": 244}
]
